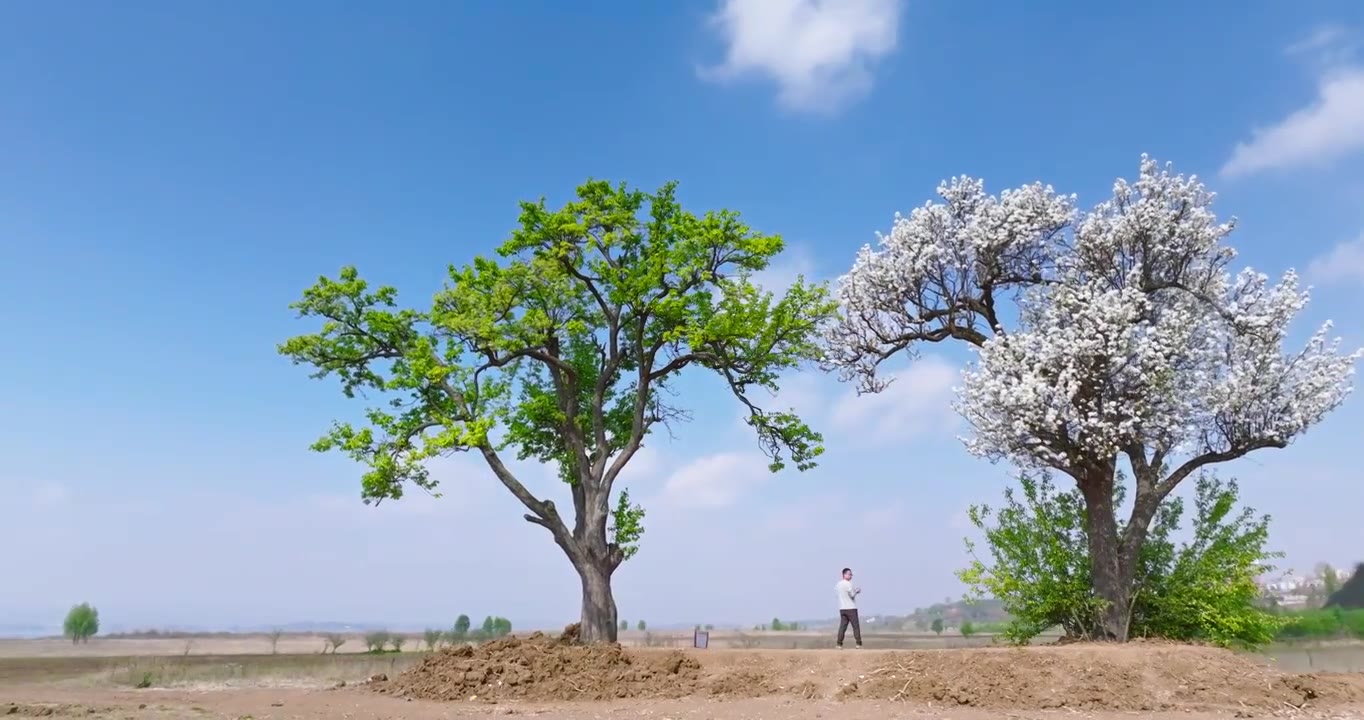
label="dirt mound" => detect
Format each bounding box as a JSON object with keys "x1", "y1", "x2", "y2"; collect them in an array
[
  {"x1": 837, "y1": 644, "x2": 1364, "y2": 712},
  {"x1": 373, "y1": 635, "x2": 1364, "y2": 712},
  {"x1": 372, "y1": 627, "x2": 702, "y2": 702}
]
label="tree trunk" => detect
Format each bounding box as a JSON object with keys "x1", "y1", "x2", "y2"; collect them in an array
[
  {"x1": 1078, "y1": 463, "x2": 1134, "y2": 641},
  {"x1": 575, "y1": 557, "x2": 619, "y2": 644}
]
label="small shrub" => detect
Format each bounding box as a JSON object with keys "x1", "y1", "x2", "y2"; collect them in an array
[
  {"x1": 960, "y1": 620, "x2": 976, "y2": 637},
  {"x1": 423, "y1": 628, "x2": 443, "y2": 651}
]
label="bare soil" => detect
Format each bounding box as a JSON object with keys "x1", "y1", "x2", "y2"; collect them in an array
[
  {"x1": 369, "y1": 628, "x2": 1364, "y2": 713},
  {"x1": 4, "y1": 635, "x2": 1364, "y2": 719}
]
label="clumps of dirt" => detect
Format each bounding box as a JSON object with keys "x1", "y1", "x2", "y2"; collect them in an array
[
  {"x1": 837, "y1": 644, "x2": 1364, "y2": 713},
  {"x1": 371, "y1": 625, "x2": 702, "y2": 702},
  {"x1": 704, "y1": 668, "x2": 777, "y2": 698},
  {"x1": 4, "y1": 704, "x2": 113, "y2": 717}
]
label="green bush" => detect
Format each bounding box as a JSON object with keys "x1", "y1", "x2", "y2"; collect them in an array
[
  {"x1": 958, "y1": 472, "x2": 1284, "y2": 648},
  {"x1": 1277, "y1": 608, "x2": 1364, "y2": 640},
  {"x1": 63, "y1": 603, "x2": 100, "y2": 644}
]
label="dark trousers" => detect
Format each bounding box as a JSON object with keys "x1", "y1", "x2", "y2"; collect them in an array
[{"x1": 837, "y1": 609, "x2": 862, "y2": 646}]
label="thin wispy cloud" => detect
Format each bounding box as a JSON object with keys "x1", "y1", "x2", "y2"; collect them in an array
[
  {"x1": 1222, "y1": 27, "x2": 1364, "y2": 178},
  {"x1": 1307, "y1": 233, "x2": 1364, "y2": 286}
]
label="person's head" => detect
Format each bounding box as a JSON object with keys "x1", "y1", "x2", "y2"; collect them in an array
[{"x1": 841, "y1": 567, "x2": 853, "y2": 580}]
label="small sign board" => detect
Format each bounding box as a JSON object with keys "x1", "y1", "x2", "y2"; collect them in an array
[{"x1": 693, "y1": 629, "x2": 709, "y2": 649}]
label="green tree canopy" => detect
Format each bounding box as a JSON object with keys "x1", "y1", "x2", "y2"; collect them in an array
[
  {"x1": 281, "y1": 180, "x2": 832, "y2": 643},
  {"x1": 63, "y1": 603, "x2": 99, "y2": 644}
]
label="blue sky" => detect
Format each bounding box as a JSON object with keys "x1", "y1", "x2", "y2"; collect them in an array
[{"x1": 3, "y1": 0, "x2": 1364, "y2": 633}]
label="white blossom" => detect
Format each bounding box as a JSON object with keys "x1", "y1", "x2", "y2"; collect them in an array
[{"x1": 826, "y1": 155, "x2": 1360, "y2": 472}]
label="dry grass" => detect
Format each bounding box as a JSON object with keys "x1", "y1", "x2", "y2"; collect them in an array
[{"x1": 0, "y1": 651, "x2": 427, "y2": 688}]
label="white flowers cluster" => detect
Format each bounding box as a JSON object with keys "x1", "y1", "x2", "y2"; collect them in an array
[{"x1": 827, "y1": 155, "x2": 1360, "y2": 469}]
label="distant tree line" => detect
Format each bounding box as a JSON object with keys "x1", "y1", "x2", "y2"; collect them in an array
[
  {"x1": 753, "y1": 618, "x2": 803, "y2": 631},
  {"x1": 351, "y1": 615, "x2": 514, "y2": 654}
]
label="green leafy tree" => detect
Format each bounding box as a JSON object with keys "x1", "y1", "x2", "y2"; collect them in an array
[
  {"x1": 636, "y1": 620, "x2": 646, "y2": 631},
  {"x1": 930, "y1": 618, "x2": 943, "y2": 636},
  {"x1": 481, "y1": 616, "x2": 495, "y2": 638},
  {"x1": 960, "y1": 620, "x2": 976, "y2": 637},
  {"x1": 959, "y1": 472, "x2": 1284, "y2": 648},
  {"x1": 620, "y1": 619, "x2": 629, "y2": 631},
  {"x1": 452, "y1": 614, "x2": 471, "y2": 641},
  {"x1": 63, "y1": 603, "x2": 99, "y2": 644},
  {"x1": 364, "y1": 630, "x2": 391, "y2": 652},
  {"x1": 493, "y1": 617, "x2": 513, "y2": 637},
  {"x1": 280, "y1": 181, "x2": 833, "y2": 643},
  {"x1": 770, "y1": 618, "x2": 783, "y2": 631}
]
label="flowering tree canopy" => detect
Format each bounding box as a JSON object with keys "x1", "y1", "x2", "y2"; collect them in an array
[{"x1": 825, "y1": 155, "x2": 1359, "y2": 639}]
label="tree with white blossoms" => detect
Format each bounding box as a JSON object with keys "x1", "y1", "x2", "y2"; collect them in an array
[{"x1": 824, "y1": 155, "x2": 1360, "y2": 641}]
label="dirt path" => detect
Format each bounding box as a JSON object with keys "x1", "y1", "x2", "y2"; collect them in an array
[{"x1": 5, "y1": 687, "x2": 1361, "y2": 720}]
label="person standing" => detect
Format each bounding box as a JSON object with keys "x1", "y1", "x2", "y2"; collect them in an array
[{"x1": 836, "y1": 567, "x2": 862, "y2": 649}]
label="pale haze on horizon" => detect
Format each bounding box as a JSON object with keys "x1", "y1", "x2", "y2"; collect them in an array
[{"x1": 3, "y1": 0, "x2": 1364, "y2": 634}]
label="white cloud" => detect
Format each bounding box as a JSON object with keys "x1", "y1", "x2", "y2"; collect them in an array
[
  {"x1": 830, "y1": 355, "x2": 958, "y2": 444},
  {"x1": 700, "y1": 0, "x2": 904, "y2": 114},
  {"x1": 751, "y1": 246, "x2": 818, "y2": 295},
  {"x1": 1221, "y1": 66, "x2": 1364, "y2": 178},
  {"x1": 1285, "y1": 25, "x2": 1360, "y2": 67},
  {"x1": 658, "y1": 451, "x2": 772, "y2": 509},
  {"x1": 1307, "y1": 233, "x2": 1364, "y2": 285}
]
